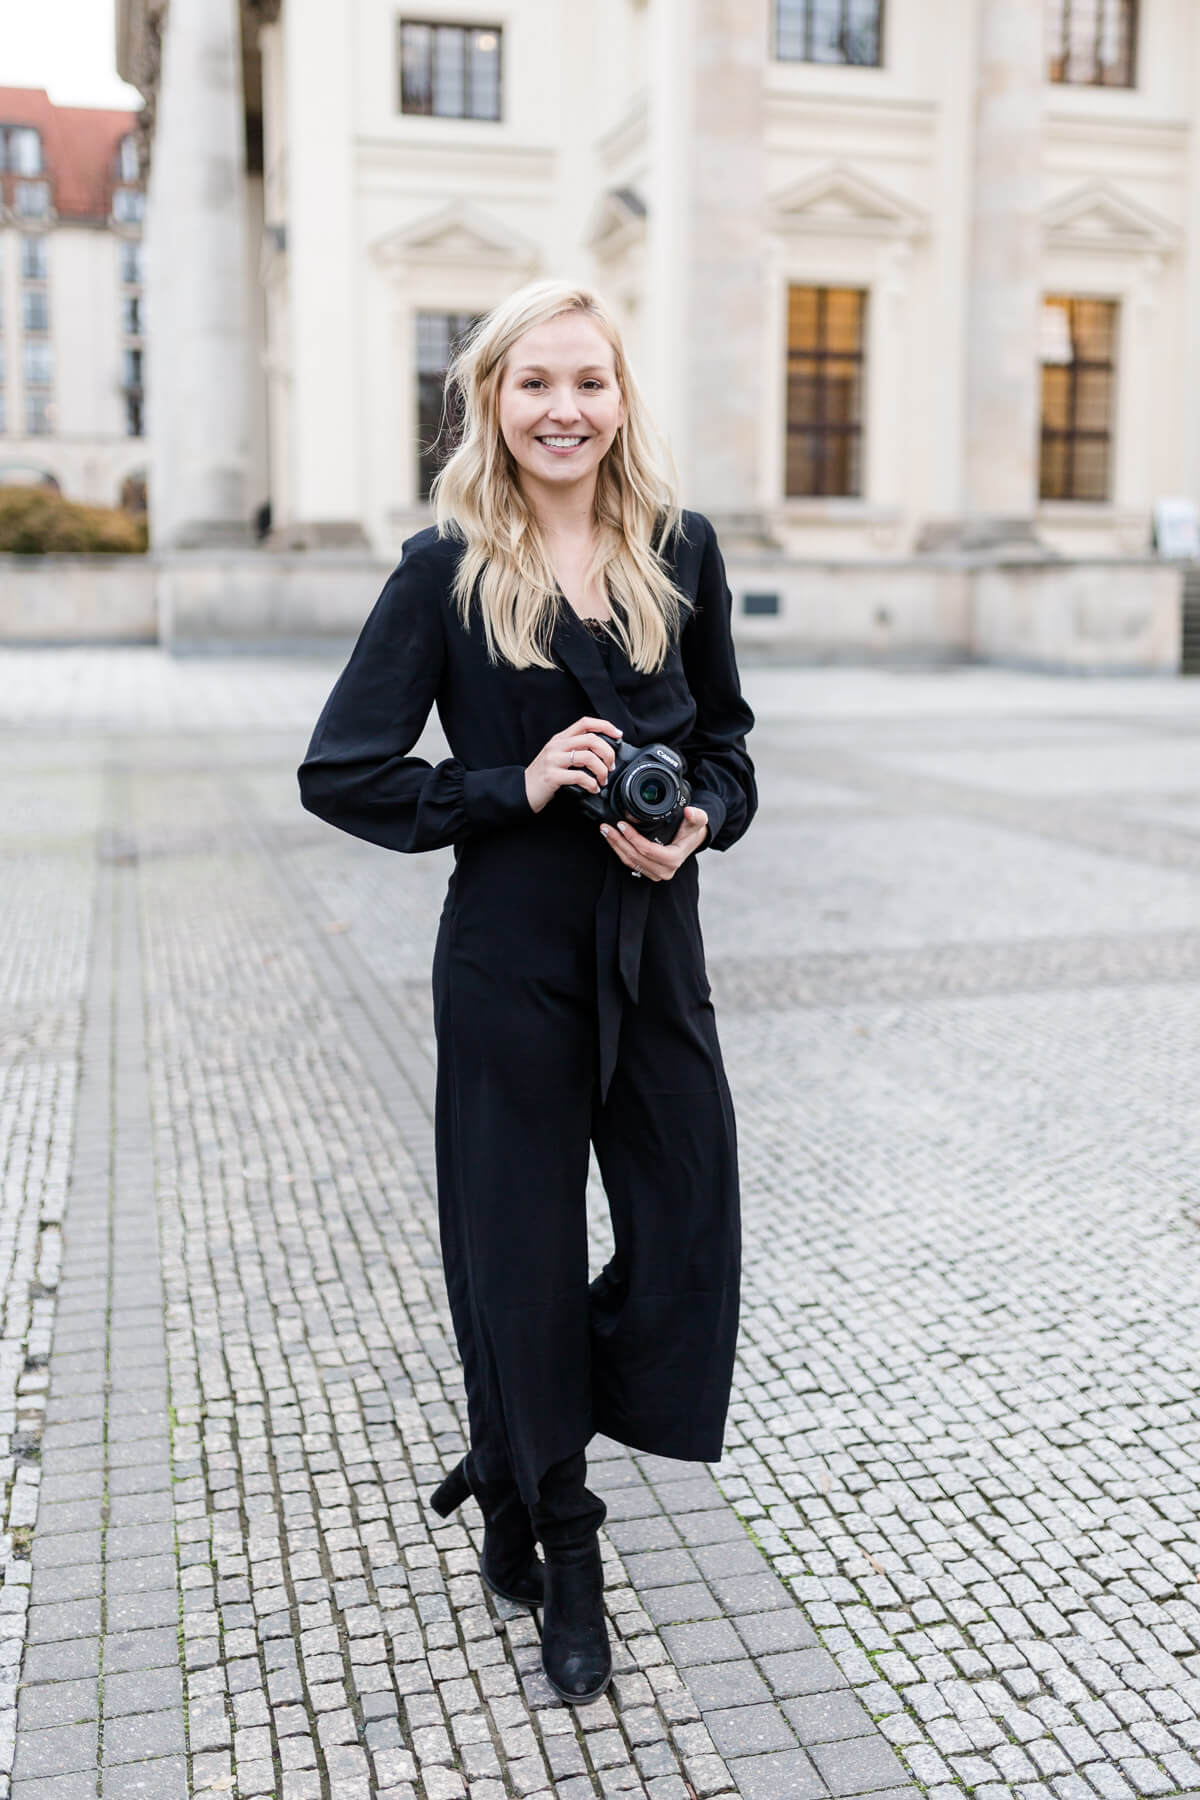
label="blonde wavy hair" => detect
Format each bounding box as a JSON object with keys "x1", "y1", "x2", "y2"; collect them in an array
[{"x1": 430, "y1": 280, "x2": 688, "y2": 673}]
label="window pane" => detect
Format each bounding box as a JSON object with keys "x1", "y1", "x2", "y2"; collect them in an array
[
  {"x1": 416, "y1": 311, "x2": 483, "y2": 498},
  {"x1": 433, "y1": 26, "x2": 466, "y2": 117},
  {"x1": 400, "y1": 22, "x2": 433, "y2": 113},
  {"x1": 123, "y1": 347, "x2": 143, "y2": 389},
  {"x1": 776, "y1": 0, "x2": 808, "y2": 57},
  {"x1": 120, "y1": 241, "x2": 143, "y2": 285},
  {"x1": 1047, "y1": 0, "x2": 1135, "y2": 86},
  {"x1": 468, "y1": 29, "x2": 501, "y2": 120},
  {"x1": 123, "y1": 294, "x2": 143, "y2": 336},
  {"x1": 26, "y1": 394, "x2": 52, "y2": 435},
  {"x1": 1039, "y1": 296, "x2": 1116, "y2": 501},
  {"x1": 21, "y1": 236, "x2": 48, "y2": 281},
  {"x1": 22, "y1": 290, "x2": 49, "y2": 332},
  {"x1": 113, "y1": 188, "x2": 145, "y2": 222},
  {"x1": 11, "y1": 127, "x2": 42, "y2": 175},
  {"x1": 119, "y1": 135, "x2": 139, "y2": 182},
  {"x1": 24, "y1": 342, "x2": 52, "y2": 386},
  {"x1": 776, "y1": 0, "x2": 882, "y2": 65},
  {"x1": 16, "y1": 182, "x2": 49, "y2": 218},
  {"x1": 785, "y1": 284, "x2": 865, "y2": 497}
]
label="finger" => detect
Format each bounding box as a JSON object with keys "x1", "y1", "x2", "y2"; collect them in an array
[
  {"x1": 571, "y1": 717, "x2": 623, "y2": 740},
  {"x1": 606, "y1": 825, "x2": 671, "y2": 881},
  {"x1": 614, "y1": 821, "x2": 675, "y2": 866},
  {"x1": 567, "y1": 730, "x2": 620, "y2": 770},
  {"x1": 561, "y1": 747, "x2": 610, "y2": 785}
]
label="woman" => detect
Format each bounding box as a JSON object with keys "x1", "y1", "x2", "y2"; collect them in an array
[{"x1": 298, "y1": 280, "x2": 756, "y2": 1705}]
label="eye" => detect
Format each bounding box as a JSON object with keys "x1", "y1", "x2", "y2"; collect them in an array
[{"x1": 521, "y1": 378, "x2": 545, "y2": 390}]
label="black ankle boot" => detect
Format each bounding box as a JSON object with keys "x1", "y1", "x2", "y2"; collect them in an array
[
  {"x1": 430, "y1": 1454, "x2": 544, "y2": 1609},
  {"x1": 541, "y1": 1534, "x2": 612, "y2": 1704}
]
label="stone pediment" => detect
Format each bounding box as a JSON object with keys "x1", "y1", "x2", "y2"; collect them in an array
[
  {"x1": 1042, "y1": 181, "x2": 1178, "y2": 253},
  {"x1": 769, "y1": 163, "x2": 927, "y2": 240},
  {"x1": 370, "y1": 200, "x2": 540, "y2": 272},
  {"x1": 585, "y1": 186, "x2": 648, "y2": 257}
]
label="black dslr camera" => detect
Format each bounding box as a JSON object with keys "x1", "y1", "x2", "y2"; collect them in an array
[{"x1": 574, "y1": 737, "x2": 691, "y2": 845}]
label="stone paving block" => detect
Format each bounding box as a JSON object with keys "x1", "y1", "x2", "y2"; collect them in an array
[
  {"x1": 103, "y1": 1665, "x2": 183, "y2": 1717},
  {"x1": 102, "y1": 1707, "x2": 187, "y2": 1764},
  {"x1": 100, "y1": 1754, "x2": 189, "y2": 1798},
  {"x1": 735, "y1": 1612, "x2": 821, "y2": 1655},
  {"x1": 19, "y1": 1639, "x2": 99, "y2": 1684},
  {"x1": 11, "y1": 1773, "x2": 98, "y2": 1800},
  {"x1": 783, "y1": 1688, "x2": 877, "y2": 1743},
  {"x1": 684, "y1": 1660, "x2": 773, "y2": 1711},
  {"x1": 102, "y1": 1626, "x2": 180, "y2": 1673},
  {"x1": 724, "y1": 1747, "x2": 826, "y2": 1799},
  {"x1": 703, "y1": 1702, "x2": 798, "y2": 1758},
  {"x1": 16, "y1": 1678, "x2": 97, "y2": 1731},
  {"x1": 760, "y1": 1648, "x2": 848, "y2": 1697},
  {"x1": 809, "y1": 1734, "x2": 911, "y2": 1795},
  {"x1": 640, "y1": 1584, "x2": 720, "y2": 1627},
  {"x1": 11, "y1": 1720, "x2": 97, "y2": 1780},
  {"x1": 25, "y1": 1599, "x2": 101, "y2": 1644}
]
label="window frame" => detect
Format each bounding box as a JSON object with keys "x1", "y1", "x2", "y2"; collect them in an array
[
  {"x1": 21, "y1": 235, "x2": 49, "y2": 282},
  {"x1": 1038, "y1": 295, "x2": 1118, "y2": 504},
  {"x1": 774, "y1": 0, "x2": 885, "y2": 68},
  {"x1": 22, "y1": 289, "x2": 50, "y2": 334},
  {"x1": 784, "y1": 283, "x2": 868, "y2": 500},
  {"x1": 1045, "y1": 0, "x2": 1138, "y2": 89},
  {"x1": 414, "y1": 308, "x2": 484, "y2": 500},
  {"x1": 14, "y1": 181, "x2": 50, "y2": 219},
  {"x1": 398, "y1": 18, "x2": 504, "y2": 121}
]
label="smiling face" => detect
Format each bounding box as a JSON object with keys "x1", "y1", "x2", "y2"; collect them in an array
[{"x1": 496, "y1": 310, "x2": 626, "y2": 506}]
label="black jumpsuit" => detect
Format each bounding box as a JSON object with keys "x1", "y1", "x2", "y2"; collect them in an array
[{"x1": 298, "y1": 509, "x2": 757, "y2": 1511}]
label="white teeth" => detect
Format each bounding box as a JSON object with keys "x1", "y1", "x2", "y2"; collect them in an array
[{"x1": 539, "y1": 436, "x2": 585, "y2": 448}]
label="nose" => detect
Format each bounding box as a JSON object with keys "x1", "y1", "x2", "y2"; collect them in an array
[{"x1": 545, "y1": 385, "x2": 583, "y2": 425}]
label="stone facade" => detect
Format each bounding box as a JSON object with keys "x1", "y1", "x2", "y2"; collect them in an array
[
  {"x1": 111, "y1": 0, "x2": 1200, "y2": 668},
  {"x1": 0, "y1": 86, "x2": 149, "y2": 510}
]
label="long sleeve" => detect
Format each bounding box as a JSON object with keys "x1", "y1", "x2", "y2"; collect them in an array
[
  {"x1": 297, "y1": 547, "x2": 531, "y2": 853},
  {"x1": 678, "y1": 515, "x2": 758, "y2": 852}
]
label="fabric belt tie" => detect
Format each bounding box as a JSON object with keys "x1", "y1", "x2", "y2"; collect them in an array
[{"x1": 595, "y1": 855, "x2": 653, "y2": 1105}]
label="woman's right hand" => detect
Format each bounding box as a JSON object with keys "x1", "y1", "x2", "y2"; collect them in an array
[{"x1": 525, "y1": 716, "x2": 622, "y2": 814}]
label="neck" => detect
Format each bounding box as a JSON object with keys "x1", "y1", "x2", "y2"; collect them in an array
[{"x1": 518, "y1": 471, "x2": 598, "y2": 543}]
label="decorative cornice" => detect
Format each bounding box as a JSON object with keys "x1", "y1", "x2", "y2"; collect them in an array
[
  {"x1": 1042, "y1": 179, "x2": 1180, "y2": 255},
  {"x1": 769, "y1": 162, "x2": 929, "y2": 241}
]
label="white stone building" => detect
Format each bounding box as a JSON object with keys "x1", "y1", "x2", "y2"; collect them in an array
[
  {"x1": 0, "y1": 87, "x2": 148, "y2": 511},
  {"x1": 113, "y1": 0, "x2": 1199, "y2": 667}
]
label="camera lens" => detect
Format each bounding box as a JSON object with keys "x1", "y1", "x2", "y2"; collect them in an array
[{"x1": 637, "y1": 774, "x2": 668, "y2": 808}]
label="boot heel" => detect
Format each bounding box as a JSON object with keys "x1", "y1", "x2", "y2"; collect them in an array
[{"x1": 430, "y1": 1458, "x2": 471, "y2": 1518}]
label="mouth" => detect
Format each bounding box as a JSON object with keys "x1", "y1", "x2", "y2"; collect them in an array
[{"x1": 536, "y1": 435, "x2": 589, "y2": 453}]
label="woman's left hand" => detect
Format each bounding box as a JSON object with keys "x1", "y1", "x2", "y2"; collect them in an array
[{"x1": 599, "y1": 805, "x2": 709, "y2": 881}]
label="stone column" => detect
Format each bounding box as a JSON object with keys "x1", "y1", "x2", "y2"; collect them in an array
[
  {"x1": 647, "y1": 0, "x2": 770, "y2": 545},
  {"x1": 281, "y1": 0, "x2": 366, "y2": 545},
  {"x1": 962, "y1": 0, "x2": 1044, "y2": 545},
  {"x1": 147, "y1": 0, "x2": 252, "y2": 546}
]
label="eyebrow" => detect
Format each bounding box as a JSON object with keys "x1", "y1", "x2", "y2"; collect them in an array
[{"x1": 512, "y1": 363, "x2": 612, "y2": 376}]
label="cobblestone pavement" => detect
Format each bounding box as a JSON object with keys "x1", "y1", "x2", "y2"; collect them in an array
[{"x1": 1, "y1": 646, "x2": 1199, "y2": 1800}]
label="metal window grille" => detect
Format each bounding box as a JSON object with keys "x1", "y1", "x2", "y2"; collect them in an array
[
  {"x1": 1046, "y1": 0, "x2": 1137, "y2": 86},
  {"x1": 785, "y1": 286, "x2": 866, "y2": 498},
  {"x1": 776, "y1": 0, "x2": 883, "y2": 66},
  {"x1": 1038, "y1": 296, "x2": 1117, "y2": 502},
  {"x1": 399, "y1": 21, "x2": 502, "y2": 120},
  {"x1": 416, "y1": 311, "x2": 483, "y2": 501}
]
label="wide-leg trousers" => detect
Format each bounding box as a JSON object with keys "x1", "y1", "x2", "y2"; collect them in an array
[{"x1": 431, "y1": 817, "x2": 741, "y2": 1513}]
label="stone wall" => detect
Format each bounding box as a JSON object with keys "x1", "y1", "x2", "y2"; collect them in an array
[{"x1": 0, "y1": 550, "x2": 1186, "y2": 673}]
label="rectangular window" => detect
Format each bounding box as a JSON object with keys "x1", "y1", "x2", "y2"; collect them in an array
[
  {"x1": 112, "y1": 188, "x2": 145, "y2": 223},
  {"x1": 9, "y1": 127, "x2": 43, "y2": 175},
  {"x1": 119, "y1": 135, "x2": 139, "y2": 183},
  {"x1": 122, "y1": 294, "x2": 143, "y2": 337},
  {"x1": 25, "y1": 393, "x2": 52, "y2": 435},
  {"x1": 785, "y1": 285, "x2": 866, "y2": 497},
  {"x1": 21, "y1": 235, "x2": 48, "y2": 281},
  {"x1": 23, "y1": 341, "x2": 52, "y2": 388},
  {"x1": 123, "y1": 347, "x2": 143, "y2": 391},
  {"x1": 125, "y1": 388, "x2": 144, "y2": 438},
  {"x1": 22, "y1": 290, "x2": 49, "y2": 333},
  {"x1": 399, "y1": 21, "x2": 502, "y2": 119},
  {"x1": 15, "y1": 181, "x2": 50, "y2": 218},
  {"x1": 1046, "y1": 0, "x2": 1136, "y2": 86},
  {"x1": 776, "y1": 0, "x2": 883, "y2": 65},
  {"x1": 1039, "y1": 296, "x2": 1117, "y2": 502},
  {"x1": 416, "y1": 310, "x2": 482, "y2": 500},
  {"x1": 120, "y1": 241, "x2": 143, "y2": 285}
]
